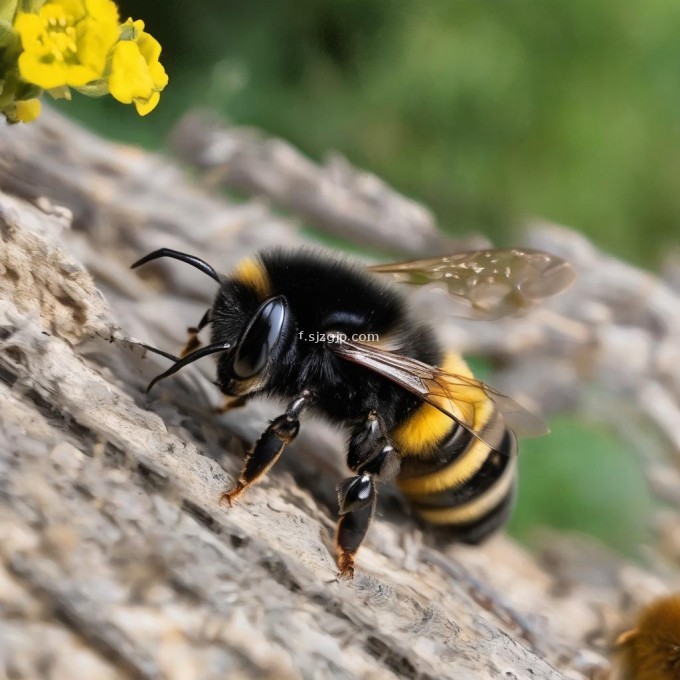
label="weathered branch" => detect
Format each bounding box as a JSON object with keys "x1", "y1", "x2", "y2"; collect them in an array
[
  {"x1": 1, "y1": 109, "x2": 680, "y2": 680},
  {"x1": 169, "y1": 111, "x2": 483, "y2": 256}
]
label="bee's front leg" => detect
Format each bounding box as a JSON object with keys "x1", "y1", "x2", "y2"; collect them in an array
[
  {"x1": 179, "y1": 308, "x2": 212, "y2": 358},
  {"x1": 213, "y1": 394, "x2": 250, "y2": 415},
  {"x1": 219, "y1": 391, "x2": 312, "y2": 506},
  {"x1": 336, "y1": 411, "x2": 401, "y2": 578}
]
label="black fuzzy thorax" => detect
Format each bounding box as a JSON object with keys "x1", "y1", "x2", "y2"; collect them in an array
[{"x1": 211, "y1": 249, "x2": 442, "y2": 428}]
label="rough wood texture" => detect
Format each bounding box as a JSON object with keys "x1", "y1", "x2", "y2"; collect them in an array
[{"x1": 1, "y1": 109, "x2": 679, "y2": 680}]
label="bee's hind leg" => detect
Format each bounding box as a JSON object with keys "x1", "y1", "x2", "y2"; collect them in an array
[
  {"x1": 180, "y1": 308, "x2": 212, "y2": 358},
  {"x1": 336, "y1": 474, "x2": 376, "y2": 579},
  {"x1": 336, "y1": 411, "x2": 401, "y2": 579},
  {"x1": 219, "y1": 391, "x2": 312, "y2": 506}
]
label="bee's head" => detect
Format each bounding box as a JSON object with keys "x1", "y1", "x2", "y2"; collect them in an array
[
  {"x1": 213, "y1": 293, "x2": 295, "y2": 397},
  {"x1": 132, "y1": 249, "x2": 295, "y2": 396}
]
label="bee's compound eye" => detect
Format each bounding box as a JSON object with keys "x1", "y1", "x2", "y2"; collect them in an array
[{"x1": 233, "y1": 296, "x2": 288, "y2": 379}]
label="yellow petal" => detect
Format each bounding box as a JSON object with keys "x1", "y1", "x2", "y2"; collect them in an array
[
  {"x1": 84, "y1": 0, "x2": 118, "y2": 24},
  {"x1": 136, "y1": 31, "x2": 161, "y2": 64},
  {"x1": 62, "y1": 62, "x2": 98, "y2": 87},
  {"x1": 108, "y1": 40, "x2": 153, "y2": 104},
  {"x1": 20, "y1": 50, "x2": 97, "y2": 89},
  {"x1": 132, "y1": 18, "x2": 145, "y2": 32},
  {"x1": 14, "y1": 13, "x2": 43, "y2": 47},
  {"x1": 18, "y1": 52, "x2": 67, "y2": 88},
  {"x1": 148, "y1": 60, "x2": 168, "y2": 90},
  {"x1": 134, "y1": 90, "x2": 159, "y2": 116},
  {"x1": 14, "y1": 98, "x2": 41, "y2": 122},
  {"x1": 57, "y1": 0, "x2": 87, "y2": 22},
  {"x1": 76, "y1": 16, "x2": 119, "y2": 74}
]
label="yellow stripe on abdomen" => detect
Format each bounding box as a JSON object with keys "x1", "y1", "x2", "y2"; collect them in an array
[
  {"x1": 393, "y1": 351, "x2": 496, "y2": 496},
  {"x1": 391, "y1": 353, "x2": 476, "y2": 456},
  {"x1": 391, "y1": 401, "x2": 456, "y2": 456},
  {"x1": 398, "y1": 435, "x2": 490, "y2": 496},
  {"x1": 416, "y1": 455, "x2": 517, "y2": 525}
]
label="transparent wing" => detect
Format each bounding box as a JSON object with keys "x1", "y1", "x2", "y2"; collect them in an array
[
  {"x1": 368, "y1": 248, "x2": 576, "y2": 319},
  {"x1": 331, "y1": 338, "x2": 547, "y2": 452}
]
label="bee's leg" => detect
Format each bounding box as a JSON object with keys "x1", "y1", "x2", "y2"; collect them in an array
[
  {"x1": 347, "y1": 411, "x2": 401, "y2": 481},
  {"x1": 336, "y1": 412, "x2": 401, "y2": 578},
  {"x1": 219, "y1": 391, "x2": 311, "y2": 506},
  {"x1": 336, "y1": 474, "x2": 376, "y2": 579},
  {"x1": 213, "y1": 394, "x2": 250, "y2": 414},
  {"x1": 180, "y1": 308, "x2": 212, "y2": 358}
]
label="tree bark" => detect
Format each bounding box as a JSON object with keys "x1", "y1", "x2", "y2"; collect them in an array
[{"x1": 1, "y1": 109, "x2": 679, "y2": 680}]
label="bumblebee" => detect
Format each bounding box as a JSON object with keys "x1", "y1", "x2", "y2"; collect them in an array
[
  {"x1": 132, "y1": 246, "x2": 575, "y2": 578},
  {"x1": 612, "y1": 594, "x2": 680, "y2": 680}
]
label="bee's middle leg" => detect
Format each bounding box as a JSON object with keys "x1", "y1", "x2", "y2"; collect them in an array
[{"x1": 336, "y1": 411, "x2": 401, "y2": 578}]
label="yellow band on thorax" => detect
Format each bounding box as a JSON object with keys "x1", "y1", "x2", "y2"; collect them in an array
[{"x1": 233, "y1": 257, "x2": 271, "y2": 300}]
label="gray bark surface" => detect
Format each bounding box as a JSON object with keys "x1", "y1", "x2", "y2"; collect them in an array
[{"x1": 1, "y1": 110, "x2": 679, "y2": 680}]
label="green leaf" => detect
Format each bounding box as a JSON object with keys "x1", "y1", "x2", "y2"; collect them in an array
[
  {"x1": 0, "y1": 70, "x2": 17, "y2": 109},
  {"x1": 46, "y1": 85, "x2": 71, "y2": 100},
  {"x1": 1, "y1": 102, "x2": 20, "y2": 123},
  {"x1": 74, "y1": 79, "x2": 109, "y2": 98},
  {"x1": 18, "y1": 0, "x2": 41, "y2": 13},
  {"x1": 0, "y1": 0, "x2": 18, "y2": 25},
  {"x1": 0, "y1": 20, "x2": 17, "y2": 49},
  {"x1": 14, "y1": 78, "x2": 39, "y2": 98}
]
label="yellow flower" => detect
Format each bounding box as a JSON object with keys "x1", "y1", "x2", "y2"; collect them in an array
[
  {"x1": 108, "y1": 18, "x2": 167, "y2": 115},
  {"x1": 2, "y1": 97, "x2": 42, "y2": 123},
  {"x1": 14, "y1": 98, "x2": 41, "y2": 122},
  {"x1": 14, "y1": 0, "x2": 119, "y2": 90}
]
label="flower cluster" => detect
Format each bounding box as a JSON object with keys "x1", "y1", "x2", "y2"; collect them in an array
[{"x1": 0, "y1": 0, "x2": 167, "y2": 123}]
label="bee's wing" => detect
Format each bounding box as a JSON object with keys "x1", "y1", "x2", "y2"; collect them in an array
[
  {"x1": 331, "y1": 339, "x2": 548, "y2": 451},
  {"x1": 368, "y1": 248, "x2": 576, "y2": 319}
]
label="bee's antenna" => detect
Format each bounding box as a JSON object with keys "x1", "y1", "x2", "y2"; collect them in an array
[
  {"x1": 145, "y1": 341, "x2": 232, "y2": 393},
  {"x1": 139, "y1": 343, "x2": 181, "y2": 362},
  {"x1": 131, "y1": 248, "x2": 221, "y2": 283}
]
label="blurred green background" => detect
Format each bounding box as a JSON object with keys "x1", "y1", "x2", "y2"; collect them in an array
[
  {"x1": 60, "y1": 0, "x2": 672, "y2": 554},
  {"x1": 61, "y1": 0, "x2": 680, "y2": 267}
]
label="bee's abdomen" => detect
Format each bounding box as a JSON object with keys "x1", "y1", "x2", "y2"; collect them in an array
[
  {"x1": 392, "y1": 354, "x2": 518, "y2": 543},
  {"x1": 401, "y1": 427, "x2": 517, "y2": 543}
]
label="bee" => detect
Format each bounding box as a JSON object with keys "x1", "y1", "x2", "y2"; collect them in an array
[
  {"x1": 132, "y1": 246, "x2": 575, "y2": 578},
  {"x1": 612, "y1": 594, "x2": 680, "y2": 680}
]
